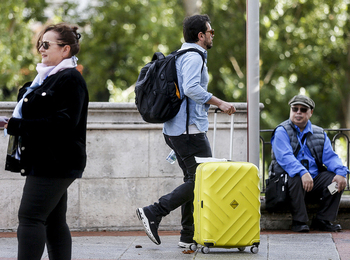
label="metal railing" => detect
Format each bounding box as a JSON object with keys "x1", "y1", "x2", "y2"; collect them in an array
[{"x1": 260, "y1": 128, "x2": 350, "y2": 192}]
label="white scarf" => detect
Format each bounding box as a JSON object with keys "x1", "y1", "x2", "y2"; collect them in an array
[{"x1": 36, "y1": 56, "x2": 78, "y2": 85}]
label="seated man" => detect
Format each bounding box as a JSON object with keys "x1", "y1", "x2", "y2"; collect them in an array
[{"x1": 270, "y1": 95, "x2": 348, "y2": 232}]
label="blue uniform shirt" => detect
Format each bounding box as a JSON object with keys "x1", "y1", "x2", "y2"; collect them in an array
[{"x1": 271, "y1": 120, "x2": 348, "y2": 178}]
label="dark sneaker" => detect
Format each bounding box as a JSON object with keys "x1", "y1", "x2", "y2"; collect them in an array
[
  {"x1": 136, "y1": 207, "x2": 161, "y2": 245},
  {"x1": 311, "y1": 218, "x2": 342, "y2": 232},
  {"x1": 291, "y1": 221, "x2": 310, "y2": 232}
]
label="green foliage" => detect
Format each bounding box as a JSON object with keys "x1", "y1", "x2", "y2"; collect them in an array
[
  {"x1": 78, "y1": 0, "x2": 185, "y2": 101},
  {"x1": 78, "y1": 0, "x2": 249, "y2": 103},
  {"x1": 0, "y1": 0, "x2": 47, "y2": 101},
  {"x1": 259, "y1": 0, "x2": 350, "y2": 129},
  {"x1": 202, "y1": 0, "x2": 247, "y2": 101},
  {"x1": 2, "y1": 0, "x2": 350, "y2": 131}
]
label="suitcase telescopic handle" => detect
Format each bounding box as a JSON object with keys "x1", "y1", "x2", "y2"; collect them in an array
[{"x1": 212, "y1": 108, "x2": 234, "y2": 160}]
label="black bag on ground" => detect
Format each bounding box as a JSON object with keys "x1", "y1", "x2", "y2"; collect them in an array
[
  {"x1": 265, "y1": 172, "x2": 289, "y2": 212},
  {"x1": 135, "y1": 48, "x2": 205, "y2": 123}
]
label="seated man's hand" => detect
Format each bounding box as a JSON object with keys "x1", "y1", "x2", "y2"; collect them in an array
[
  {"x1": 333, "y1": 175, "x2": 347, "y2": 192},
  {"x1": 301, "y1": 172, "x2": 314, "y2": 192}
]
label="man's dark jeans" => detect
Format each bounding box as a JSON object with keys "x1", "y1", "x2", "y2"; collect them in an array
[{"x1": 149, "y1": 133, "x2": 212, "y2": 242}]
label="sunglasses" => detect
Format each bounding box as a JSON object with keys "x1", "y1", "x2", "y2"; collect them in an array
[
  {"x1": 291, "y1": 107, "x2": 309, "y2": 113},
  {"x1": 38, "y1": 40, "x2": 65, "y2": 50},
  {"x1": 205, "y1": 29, "x2": 215, "y2": 36}
]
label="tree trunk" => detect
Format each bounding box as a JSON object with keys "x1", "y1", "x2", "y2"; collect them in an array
[{"x1": 183, "y1": 0, "x2": 202, "y2": 17}]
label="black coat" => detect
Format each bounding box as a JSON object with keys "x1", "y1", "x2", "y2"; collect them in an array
[{"x1": 5, "y1": 68, "x2": 89, "y2": 178}]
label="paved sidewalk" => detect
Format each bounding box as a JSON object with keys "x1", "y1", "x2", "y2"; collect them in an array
[{"x1": 0, "y1": 230, "x2": 348, "y2": 260}]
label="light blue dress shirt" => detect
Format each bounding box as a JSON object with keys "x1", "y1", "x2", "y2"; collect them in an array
[
  {"x1": 163, "y1": 43, "x2": 213, "y2": 136},
  {"x1": 271, "y1": 120, "x2": 348, "y2": 178}
]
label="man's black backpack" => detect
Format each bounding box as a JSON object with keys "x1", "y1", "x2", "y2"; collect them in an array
[{"x1": 135, "y1": 48, "x2": 205, "y2": 123}]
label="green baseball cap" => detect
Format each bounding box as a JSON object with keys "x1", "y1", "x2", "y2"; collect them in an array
[{"x1": 288, "y1": 95, "x2": 315, "y2": 109}]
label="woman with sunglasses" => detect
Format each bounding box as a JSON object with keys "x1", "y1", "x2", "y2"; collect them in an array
[{"x1": 4, "y1": 23, "x2": 88, "y2": 260}]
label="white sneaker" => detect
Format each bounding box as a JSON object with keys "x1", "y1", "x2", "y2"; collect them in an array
[{"x1": 178, "y1": 241, "x2": 194, "y2": 248}]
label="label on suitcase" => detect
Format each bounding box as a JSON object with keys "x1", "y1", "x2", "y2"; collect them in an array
[{"x1": 193, "y1": 161, "x2": 260, "y2": 249}]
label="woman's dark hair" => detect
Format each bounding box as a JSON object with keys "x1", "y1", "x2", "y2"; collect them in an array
[
  {"x1": 36, "y1": 23, "x2": 81, "y2": 56},
  {"x1": 183, "y1": 14, "x2": 211, "y2": 43}
]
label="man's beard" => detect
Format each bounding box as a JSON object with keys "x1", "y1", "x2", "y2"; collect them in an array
[
  {"x1": 205, "y1": 39, "x2": 213, "y2": 50},
  {"x1": 206, "y1": 42, "x2": 213, "y2": 50}
]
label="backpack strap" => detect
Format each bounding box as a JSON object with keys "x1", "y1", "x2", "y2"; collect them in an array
[
  {"x1": 174, "y1": 48, "x2": 206, "y2": 71},
  {"x1": 152, "y1": 52, "x2": 165, "y2": 61},
  {"x1": 186, "y1": 96, "x2": 190, "y2": 136}
]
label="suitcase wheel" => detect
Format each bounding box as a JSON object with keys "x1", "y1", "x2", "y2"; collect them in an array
[
  {"x1": 189, "y1": 244, "x2": 197, "y2": 251},
  {"x1": 201, "y1": 246, "x2": 210, "y2": 254},
  {"x1": 250, "y1": 245, "x2": 259, "y2": 254},
  {"x1": 238, "y1": 247, "x2": 246, "y2": 252}
]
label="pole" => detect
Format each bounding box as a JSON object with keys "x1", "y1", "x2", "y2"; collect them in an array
[{"x1": 246, "y1": 0, "x2": 260, "y2": 166}]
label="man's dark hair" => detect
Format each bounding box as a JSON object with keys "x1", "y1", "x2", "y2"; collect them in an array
[{"x1": 183, "y1": 14, "x2": 211, "y2": 43}]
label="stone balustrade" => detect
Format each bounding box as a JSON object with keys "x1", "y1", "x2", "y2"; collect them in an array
[
  {"x1": 2, "y1": 102, "x2": 348, "y2": 232},
  {"x1": 0, "y1": 102, "x2": 250, "y2": 232}
]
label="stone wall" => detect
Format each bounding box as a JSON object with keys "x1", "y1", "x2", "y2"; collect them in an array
[{"x1": 0, "y1": 102, "x2": 250, "y2": 232}]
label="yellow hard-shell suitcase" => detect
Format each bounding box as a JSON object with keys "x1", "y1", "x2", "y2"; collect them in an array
[{"x1": 193, "y1": 161, "x2": 260, "y2": 254}]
